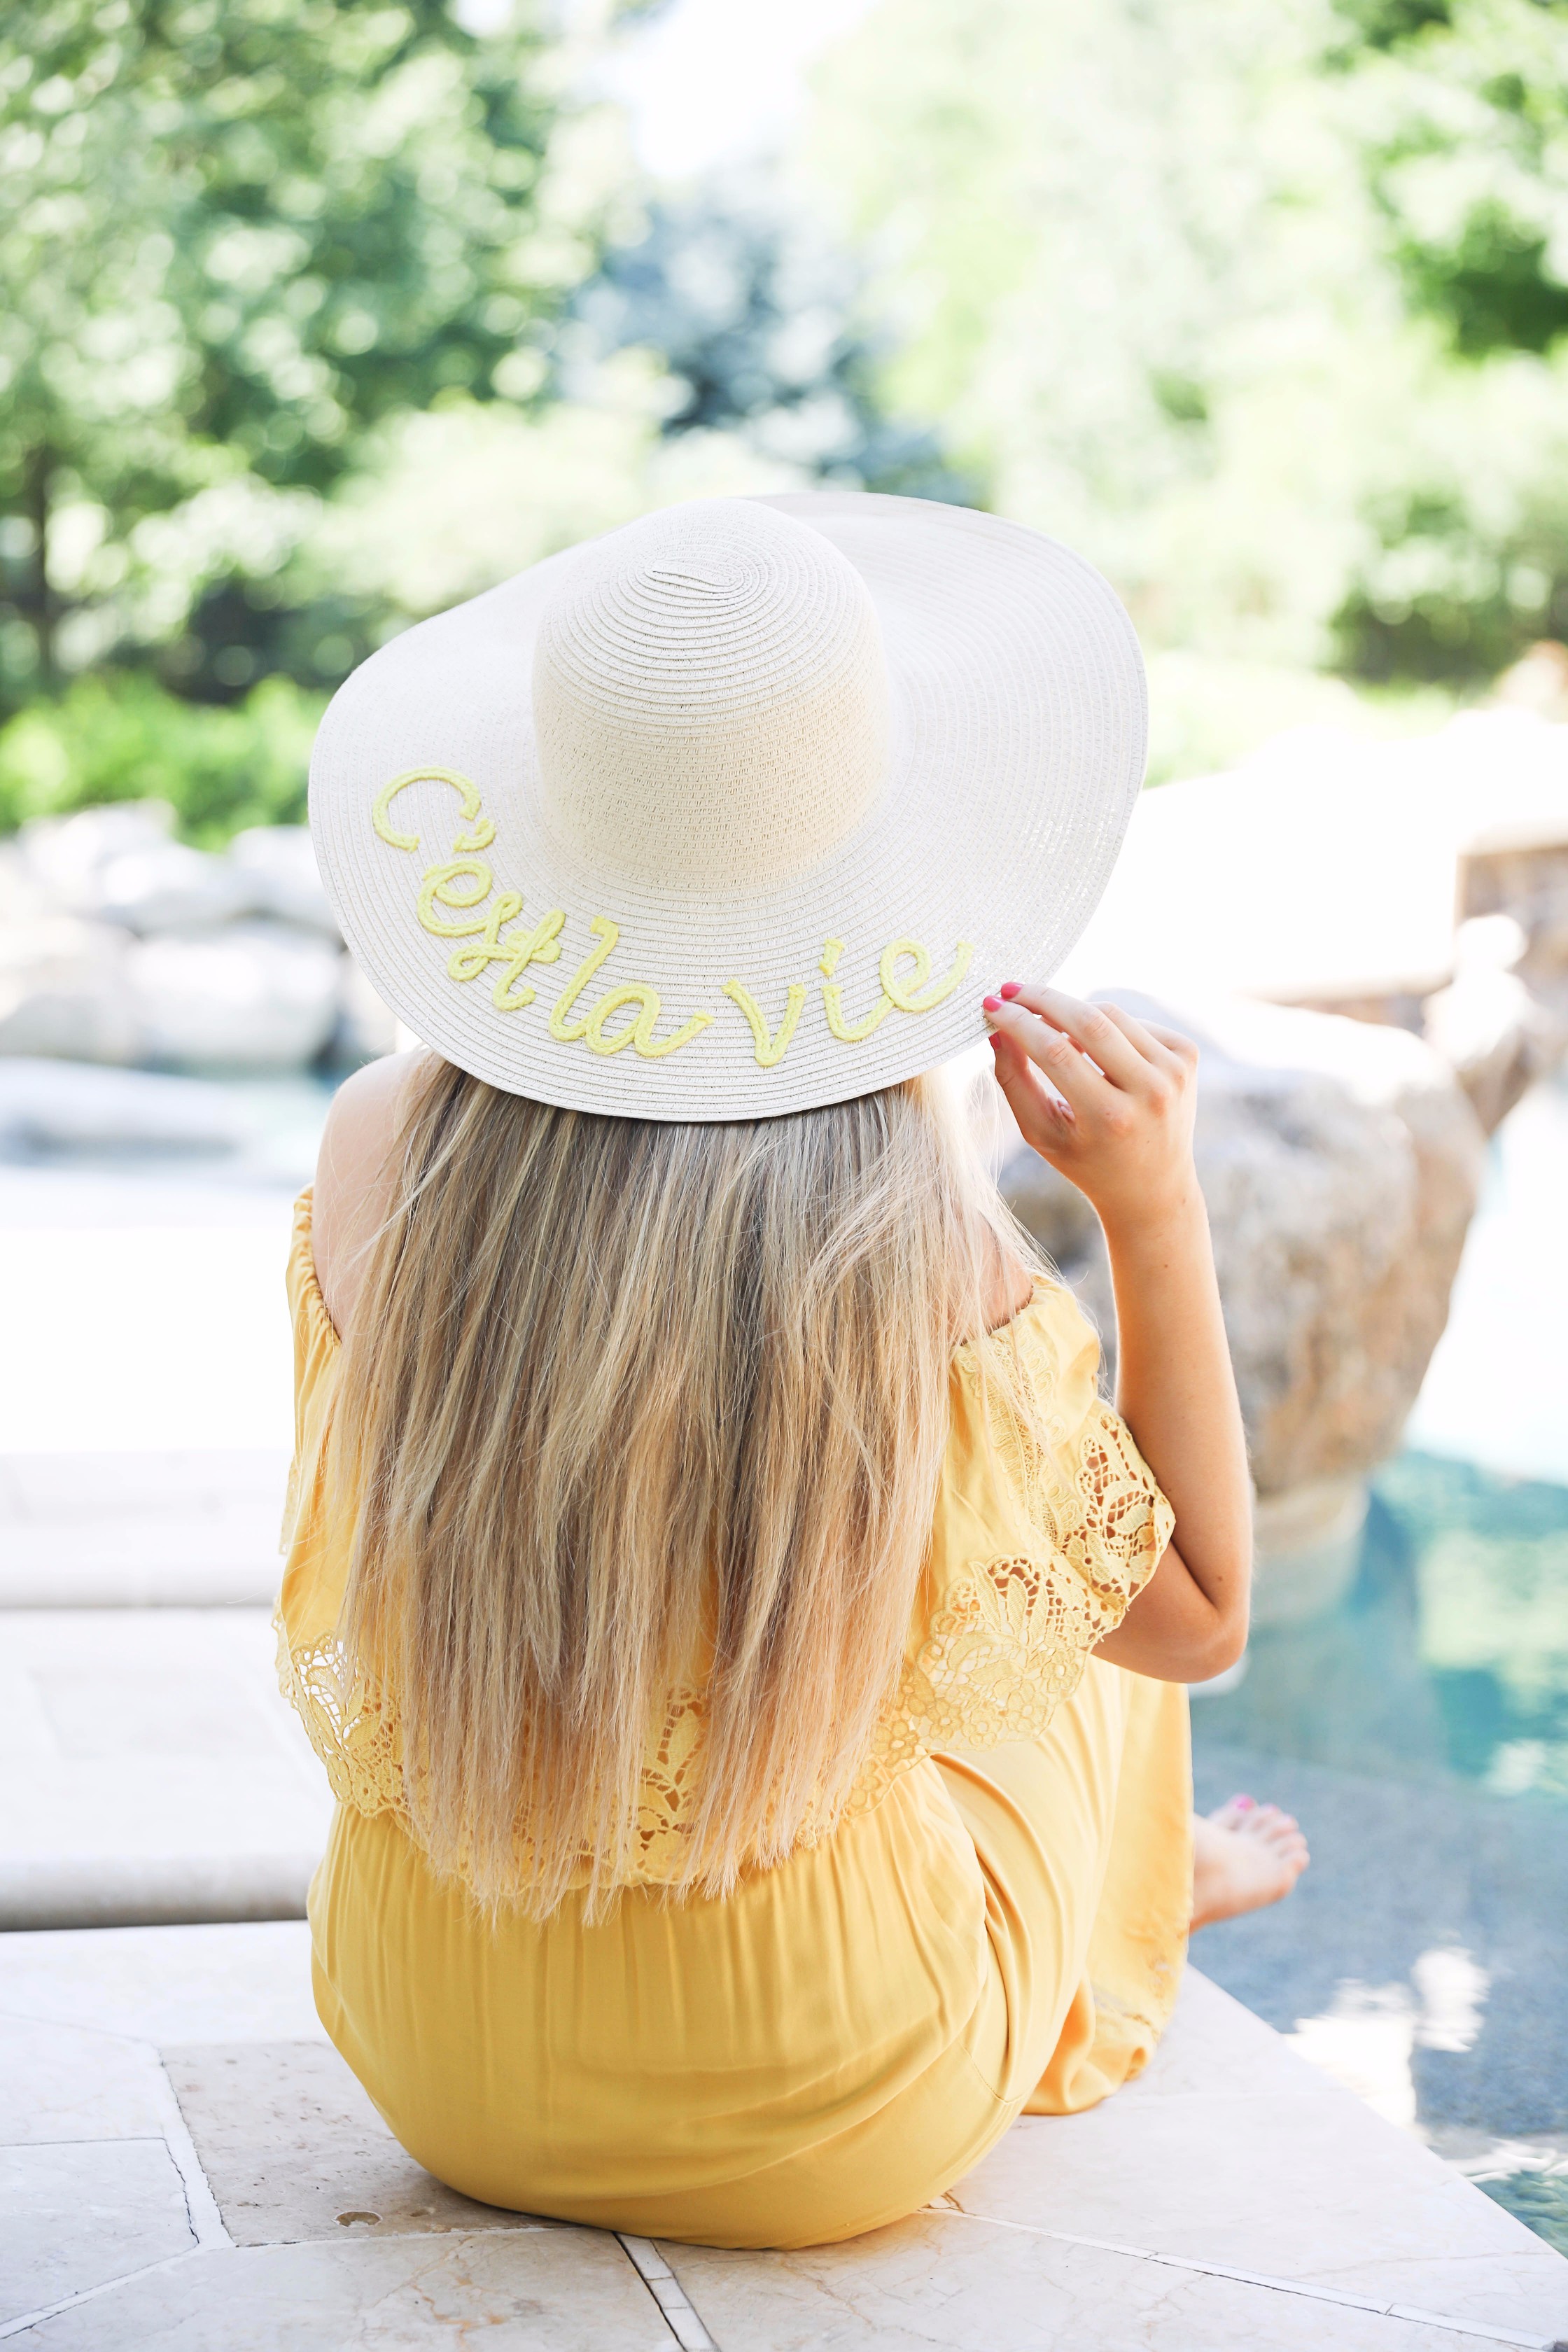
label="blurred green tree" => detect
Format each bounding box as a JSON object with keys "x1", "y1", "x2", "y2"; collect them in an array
[
  {"x1": 806, "y1": 0, "x2": 1568, "y2": 687},
  {"x1": 1327, "y1": 0, "x2": 1568, "y2": 673},
  {"x1": 0, "y1": 0, "x2": 584, "y2": 706},
  {"x1": 1334, "y1": 0, "x2": 1568, "y2": 359},
  {"x1": 573, "y1": 176, "x2": 973, "y2": 499}
]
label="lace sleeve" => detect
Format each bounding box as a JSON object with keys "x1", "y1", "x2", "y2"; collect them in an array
[{"x1": 857, "y1": 1283, "x2": 1173, "y2": 1796}]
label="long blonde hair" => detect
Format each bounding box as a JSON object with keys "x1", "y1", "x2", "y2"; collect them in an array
[{"x1": 331, "y1": 1056, "x2": 1040, "y2": 1917}]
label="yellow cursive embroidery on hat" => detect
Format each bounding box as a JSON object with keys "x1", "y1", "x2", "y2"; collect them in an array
[
  {"x1": 373, "y1": 768, "x2": 493, "y2": 856},
  {"x1": 820, "y1": 937, "x2": 893, "y2": 1042},
  {"x1": 880, "y1": 938, "x2": 975, "y2": 1012},
  {"x1": 723, "y1": 979, "x2": 807, "y2": 1069},
  {"x1": 446, "y1": 899, "x2": 566, "y2": 1011},
  {"x1": 491, "y1": 911, "x2": 566, "y2": 1013},
  {"x1": 548, "y1": 917, "x2": 622, "y2": 1042},
  {"x1": 584, "y1": 982, "x2": 715, "y2": 1060},
  {"x1": 416, "y1": 858, "x2": 494, "y2": 937},
  {"x1": 817, "y1": 934, "x2": 977, "y2": 1046},
  {"x1": 444, "y1": 891, "x2": 523, "y2": 974},
  {"x1": 823, "y1": 984, "x2": 894, "y2": 1042}
]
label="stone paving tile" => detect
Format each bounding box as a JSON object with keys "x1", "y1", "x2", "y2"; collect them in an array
[
  {"x1": 0, "y1": 1920, "x2": 322, "y2": 2043},
  {"x1": 0, "y1": 1611, "x2": 330, "y2": 1929},
  {"x1": 7, "y1": 2232, "x2": 675, "y2": 2351},
  {"x1": 0, "y1": 1207, "x2": 298, "y2": 1460},
  {"x1": 0, "y1": 1451, "x2": 290, "y2": 1525},
  {"x1": 956, "y1": 1975, "x2": 1568, "y2": 2339},
  {"x1": 659, "y1": 2217, "x2": 1546, "y2": 2352},
  {"x1": 164, "y1": 2039, "x2": 561, "y2": 2247},
  {"x1": 0, "y1": 2015, "x2": 172, "y2": 2143},
  {"x1": 0, "y1": 1450, "x2": 288, "y2": 1607},
  {"x1": 1, "y1": 1922, "x2": 1564, "y2": 2351},
  {"x1": 1, "y1": 2140, "x2": 195, "y2": 2325}
]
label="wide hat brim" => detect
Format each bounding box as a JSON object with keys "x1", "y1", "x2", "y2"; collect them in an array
[{"x1": 309, "y1": 491, "x2": 1147, "y2": 1121}]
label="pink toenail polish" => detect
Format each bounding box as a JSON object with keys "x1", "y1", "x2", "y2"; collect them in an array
[{"x1": 1233, "y1": 1794, "x2": 1254, "y2": 1810}]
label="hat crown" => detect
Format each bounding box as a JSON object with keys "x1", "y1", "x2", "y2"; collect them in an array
[{"x1": 532, "y1": 499, "x2": 889, "y2": 891}]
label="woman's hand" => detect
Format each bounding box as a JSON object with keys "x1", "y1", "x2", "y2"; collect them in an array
[
  {"x1": 983, "y1": 981, "x2": 1252, "y2": 1684},
  {"x1": 983, "y1": 983, "x2": 1200, "y2": 1239}
]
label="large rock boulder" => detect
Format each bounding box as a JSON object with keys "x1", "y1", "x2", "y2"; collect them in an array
[
  {"x1": 0, "y1": 911, "x2": 139, "y2": 1064},
  {"x1": 2, "y1": 804, "x2": 360, "y2": 1071},
  {"x1": 228, "y1": 826, "x2": 342, "y2": 939},
  {"x1": 0, "y1": 1058, "x2": 251, "y2": 1154},
  {"x1": 1460, "y1": 832, "x2": 1568, "y2": 1025},
  {"x1": 16, "y1": 801, "x2": 178, "y2": 911},
  {"x1": 1054, "y1": 712, "x2": 1568, "y2": 1096},
  {"x1": 334, "y1": 953, "x2": 399, "y2": 1065},
  {"x1": 127, "y1": 923, "x2": 343, "y2": 1071},
  {"x1": 996, "y1": 994, "x2": 1485, "y2": 1623},
  {"x1": 90, "y1": 841, "x2": 258, "y2": 934},
  {"x1": 1422, "y1": 916, "x2": 1567, "y2": 1136}
]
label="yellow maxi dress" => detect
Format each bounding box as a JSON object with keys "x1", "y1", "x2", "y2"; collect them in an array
[{"x1": 276, "y1": 1191, "x2": 1193, "y2": 2250}]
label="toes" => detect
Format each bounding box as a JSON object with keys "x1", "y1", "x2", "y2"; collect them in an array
[{"x1": 1247, "y1": 1804, "x2": 1297, "y2": 1837}]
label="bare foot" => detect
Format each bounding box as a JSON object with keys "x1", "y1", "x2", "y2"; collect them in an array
[{"x1": 1190, "y1": 1795, "x2": 1310, "y2": 1931}]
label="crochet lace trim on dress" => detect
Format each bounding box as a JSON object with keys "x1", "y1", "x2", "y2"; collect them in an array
[{"x1": 273, "y1": 1388, "x2": 1170, "y2": 1891}]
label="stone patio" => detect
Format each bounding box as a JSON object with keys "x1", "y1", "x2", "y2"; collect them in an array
[
  {"x1": 3, "y1": 1113, "x2": 1566, "y2": 2347},
  {"x1": 1, "y1": 1921, "x2": 1564, "y2": 2349},
  {"x1": 0, "y1": 1451, "x2": 288, "y2": 1609},
  {"x1": 0, "y1": 1604, "x2": 329, "y2": 1931}
]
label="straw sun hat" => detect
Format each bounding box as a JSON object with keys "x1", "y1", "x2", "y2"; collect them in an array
[{"x1": 309, "y1": 491, "x2": 1147, "y2": 1121}]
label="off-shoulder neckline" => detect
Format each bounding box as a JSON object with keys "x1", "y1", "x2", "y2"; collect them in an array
[
  {"x1": 293, "y1": 1186, "x2": 342, "y2": 1350},
  {"x1": 292, "y1": 1185, "x2": 1065, "y2": 1362}
]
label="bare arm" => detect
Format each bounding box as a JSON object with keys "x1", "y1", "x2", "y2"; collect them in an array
[
  {"x1": 986, "y1": 985, "x2": 1251, "y2": 1682},
  {"x1": 312, "y1": 1049, "x2": 429, "y2": 1340}
]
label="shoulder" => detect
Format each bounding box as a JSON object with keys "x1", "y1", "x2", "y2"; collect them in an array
[
  {"x1": 313, "y1": 1050, "x2": 436, "y2": 1337},
  {"x1": 983, "y1": 1242, "x2": 1036, "y2": 1334}
]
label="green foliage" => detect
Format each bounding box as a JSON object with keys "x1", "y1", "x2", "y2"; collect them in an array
[
  {"x1": 806, "y1": 0, "x2": 1568, "y2": 685},
  {"x1": 0, "y1": 0, "x2": 573, "y2": 703},
  {"x1": 0, "y1": 670, "x2": 323, "y2": 842},
  {"x1": 1341, "y1": 0, "x2": 1568, "y2": 360},
  {"x1": 1402, "y1": 206, "x2": 1568, "y2": 358},
  {"x1": 574, "y1": 181, "x2": 975, "y2": 500},
  {"x1": 1333, "y1": 0, "x2": 1453, "y2": 51}
]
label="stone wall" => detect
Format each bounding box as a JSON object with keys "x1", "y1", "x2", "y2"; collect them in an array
[{"x1": 0, "y1": 802, "x2": 393, "y2": 1073}]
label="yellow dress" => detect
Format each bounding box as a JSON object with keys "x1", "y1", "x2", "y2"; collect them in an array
[{"x1": 276, "y1": 1191, "x2": 1192, "y2": 2251}]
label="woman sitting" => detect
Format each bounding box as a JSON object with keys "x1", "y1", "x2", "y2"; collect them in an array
[{"x1": 279, "y1": 492, "x2": 1308, "y2": 2250}]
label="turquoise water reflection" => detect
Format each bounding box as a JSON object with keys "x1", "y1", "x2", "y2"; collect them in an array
[
  {"x1": 1387, "y1": 1453, "x2": 1568, "y2": 1798},
  {"x1": 1195, "y1": 1454, "x2": 1568, "y2": 1797}
]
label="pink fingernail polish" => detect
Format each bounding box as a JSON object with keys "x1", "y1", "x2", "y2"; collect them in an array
[
  {"x1": 999, "y1": 981, "x2": 1022, "y2": 999},
  {"x1": 1233, "y1": 1794, "x2": 1255, "y2": 1811},
  {"x1": 983, "y1": 995, "x2": 1002, "y2": 1012}
]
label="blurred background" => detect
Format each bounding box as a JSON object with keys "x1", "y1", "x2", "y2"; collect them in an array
[{"x1": 0, "y1": 0, "x2": 1565, "y2": 2260}]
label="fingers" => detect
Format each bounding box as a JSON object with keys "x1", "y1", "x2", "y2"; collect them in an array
[
  {"x1": 995, "y1": 983, "x2": 1178, "y2": 1091},
  {"x1": 1094, "y1": 1002, "x2": 1200, "y2": 1076},
  {"x1": 986, "y1": 993, "x2": 1121, "y2": 1120},
  {"x1": 1114, "y1": 1021, "x2": 1203, "y2": 1077},
  {"x1": 990, "y1": 984, "x2": 1200, "y2": 1089},
  {"x1": 994, "y1": 983, "x2": 1147, "y2": 1085},
  {"x1": 988, "y1": 1028, "x2": 1075, "y2": 1156}
]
